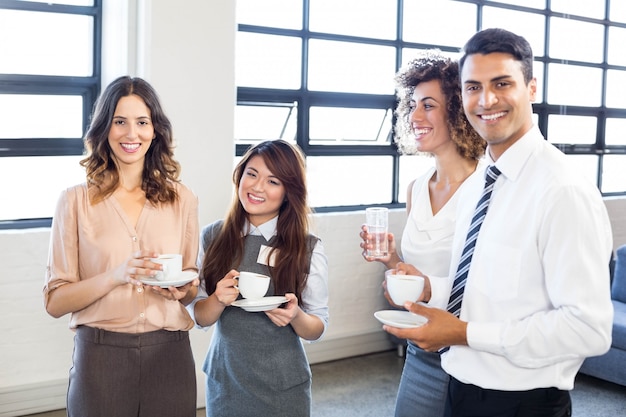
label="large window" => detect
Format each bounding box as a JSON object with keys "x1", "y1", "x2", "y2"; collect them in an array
[
  {"x1": 3, "y1": 1, "x2": 626, "y2": 226},
  {"x1": 235, "y1": 0, "x2": 626, "y2": 211},
  {"x1": 0, "y1": 0, "x2": 101, "y2": 228}
]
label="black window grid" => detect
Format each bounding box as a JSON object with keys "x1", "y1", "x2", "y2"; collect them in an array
[
  {"x1": 236, "y1": 0, "x2": 626, "y2": 210},
  {"x1": 0, "y1": 0, "x2": 102, "y2": 229}
]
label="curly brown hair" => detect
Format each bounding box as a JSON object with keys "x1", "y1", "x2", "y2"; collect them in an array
[
  {"x1": 80, "y1": 76, "x2": 181, "y2": 204},
  {"x1": 394, "y1": 50, "x2": 485, "y2": 160}
]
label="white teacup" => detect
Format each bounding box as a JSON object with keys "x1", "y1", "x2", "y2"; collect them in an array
[
  {"x1": 386, "y1": 274, "x2": 424, "y2": 306},
  {"x1": 150, "y1": 254, "x2": 183, "y2": 281},
  {"x1": 236, "y1": 271, "x2": 270, "y2": 300}
]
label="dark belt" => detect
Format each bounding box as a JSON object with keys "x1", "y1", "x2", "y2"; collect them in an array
[{"x1": 75, "y1": 325, "x2": 188, "y2": 348}]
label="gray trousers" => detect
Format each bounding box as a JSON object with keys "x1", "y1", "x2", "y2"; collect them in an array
[{"x1": 68, "y1": 326, "x2": 196, "y2": 417}]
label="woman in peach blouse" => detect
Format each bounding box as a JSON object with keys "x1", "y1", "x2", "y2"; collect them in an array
[{"x1": 44, "y1": 76, "x2": 200, "y2": 417}]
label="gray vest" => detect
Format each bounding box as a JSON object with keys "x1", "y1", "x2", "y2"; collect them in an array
[{"x1": 202, "y1": 220, "x2": 314, "y2": 416}]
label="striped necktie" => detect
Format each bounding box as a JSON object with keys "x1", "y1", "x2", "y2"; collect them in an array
[
  {"x1": 439, "y1": 165, "x2": 501, "y2": 354},
  {"x1": 447, "y1": 165, "x2": 502, "y2": 317}
]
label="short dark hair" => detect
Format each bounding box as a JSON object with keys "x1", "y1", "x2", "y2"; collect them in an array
[{"x1": 459, "y1": 28, "x2": 534, "y2": 84}]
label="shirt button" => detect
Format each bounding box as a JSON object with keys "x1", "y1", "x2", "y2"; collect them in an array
[
  {"x1": 132, "y1": 236, "x2": 138, "y2": 242},
  {"x1": 139, "y1": 313, "x2": 145, "y2": 318},
  {"x1": 137, "y1": 287, "x2": 143, "y2": 293}
]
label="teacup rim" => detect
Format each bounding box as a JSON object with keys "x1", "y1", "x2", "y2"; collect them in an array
[
  {"x1": 386, "y1": 274, "x2": 423, "y2": 281},
  {"x1": 238, "y1": 271, "x2": 270, "y2": 279},
  {"x1": 150, "y1": 253, "x2": 182, "y2": 260}
]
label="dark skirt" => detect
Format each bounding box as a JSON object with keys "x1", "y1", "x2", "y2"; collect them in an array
[{"x1": 68, "y1": 326, "x2": 196, "y2": 417}]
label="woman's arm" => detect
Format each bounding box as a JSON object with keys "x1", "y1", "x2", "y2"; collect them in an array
[
  {"x1": 283, "y1": 296, "x2": 325, "y2": 340},
  {"x1": 45, "y1": 250, "x2": 156, "y2": 318},
  {"x1": 266, "y1": 239, "x2": 329, "y2": 341},
  {"x1": 193, "y1": 270, "x2": 239, "y2": 327}
]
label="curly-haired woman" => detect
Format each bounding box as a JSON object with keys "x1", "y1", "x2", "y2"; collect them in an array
[{"x1": 360, "y1": 50, "x2": 485, "y2": 417}]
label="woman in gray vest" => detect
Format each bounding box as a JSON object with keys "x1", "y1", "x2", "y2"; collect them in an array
[{"x1": 190, "y1": 139, "x2": 329, "y2": 417}]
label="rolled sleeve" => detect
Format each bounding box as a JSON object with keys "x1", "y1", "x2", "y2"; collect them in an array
[
  {"x1": 301, "y1": 240, "x2": 329, "y2": 341},
  {"x1": 186, "y1": 281, "x2": 210, "y2": 330}
]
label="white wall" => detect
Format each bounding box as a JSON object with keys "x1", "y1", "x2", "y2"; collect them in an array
[{"x1": 0, "y1": 1, "x2": 404, "y2": 415}]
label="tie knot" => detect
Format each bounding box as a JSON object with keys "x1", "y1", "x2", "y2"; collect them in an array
[{"x1": 485, "y1": 165, "x2": 501, "y2": 185}]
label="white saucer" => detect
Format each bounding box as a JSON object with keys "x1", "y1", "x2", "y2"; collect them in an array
[
  {"x1": 374, "y1": 310, "x2": 427, "y2": 329},
  {"x1": 232, "y1": 296, "x2": 288, "y2": 312},
  {"x1": 138, "y1": 270, "x2": 198, "y2": 288}
]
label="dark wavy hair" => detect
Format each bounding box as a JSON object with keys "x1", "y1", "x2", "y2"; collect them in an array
[
  {"x1": 200, "y1": 140, "x2": 313, "y2": 302},
  {"x1": 394, "y1": 49, "x2": 485, "y2": 159},
  {"x1": 80, "y1": 76, "x2": 180, "y2": 204},
  {"x1": 459, "y1": 28, "x2": 534, "y2": 84}
]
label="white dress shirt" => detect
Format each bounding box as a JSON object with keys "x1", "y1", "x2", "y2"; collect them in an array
[{"x1": 439, "y1": 126, "x2": 614, "y2": 390}]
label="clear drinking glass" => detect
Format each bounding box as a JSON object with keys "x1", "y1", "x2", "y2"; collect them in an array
[{"x1": 365, "y1": 207, "x2": 389, "y2": 258}]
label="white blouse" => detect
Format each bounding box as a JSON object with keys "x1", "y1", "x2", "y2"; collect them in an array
[{"x1": 401, "y1": 163, "x2": 485, "y2": 308}]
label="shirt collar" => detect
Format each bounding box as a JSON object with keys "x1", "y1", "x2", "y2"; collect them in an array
[
  {"x1": 243, "y1": 216, "x2": 278, "y2": 241},
  {"x1": 487, "y1": 125, "x2": 543, "y2": 183}
]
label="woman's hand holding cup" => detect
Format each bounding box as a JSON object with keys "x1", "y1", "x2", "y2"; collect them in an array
[
  {"x1": 214, "y1": 270, "x2": 240, "y2": 306},
  {"x1": 114, "y1": 250, "x2": 160, "y2": 286},
  {"x1": 393, "y1": 262, "x2": 432, "y2": 304},
  {"x1": 386, "y1": 273, "x2": 425, "y2": 308}
]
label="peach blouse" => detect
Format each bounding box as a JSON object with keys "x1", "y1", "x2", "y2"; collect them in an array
[{"x1": 44, "y1": 182, "x2": 199, "y2": 333}]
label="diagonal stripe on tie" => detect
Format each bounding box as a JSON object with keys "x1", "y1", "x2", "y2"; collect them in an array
[
  {"x1": 447, "y1": 164, "x2": 501, "y2": 318},
  {"x1": 440, "y1": 165, "x2": 502, "y2": 354}
]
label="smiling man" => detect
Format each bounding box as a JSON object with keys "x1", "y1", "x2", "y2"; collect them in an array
[
  {"x1": 444, "y1": 27, "x2": 614, "y2": 417},
  {"x1": 383, "y1": 28, "x2": 615, "y2": 417}
]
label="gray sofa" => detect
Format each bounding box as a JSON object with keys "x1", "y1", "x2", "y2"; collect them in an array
[{"x1": 578, "y1": 244, "x2": 626, "y2": 386}]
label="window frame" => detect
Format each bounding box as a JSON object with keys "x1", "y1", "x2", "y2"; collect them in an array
[
  {"x1": 236, "y1": 0, "x2": 626, "y2": 211},
  {"x1": 0, "y1": 0, "x2": 102, "y2": 229},
  {"x1": 532, "y1": 3, "x2": 626, "y2": 194}
]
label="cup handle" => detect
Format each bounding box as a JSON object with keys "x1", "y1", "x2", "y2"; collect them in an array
[{"x1": 233, "y1": 275, "x2": 239, "y2": 290}]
